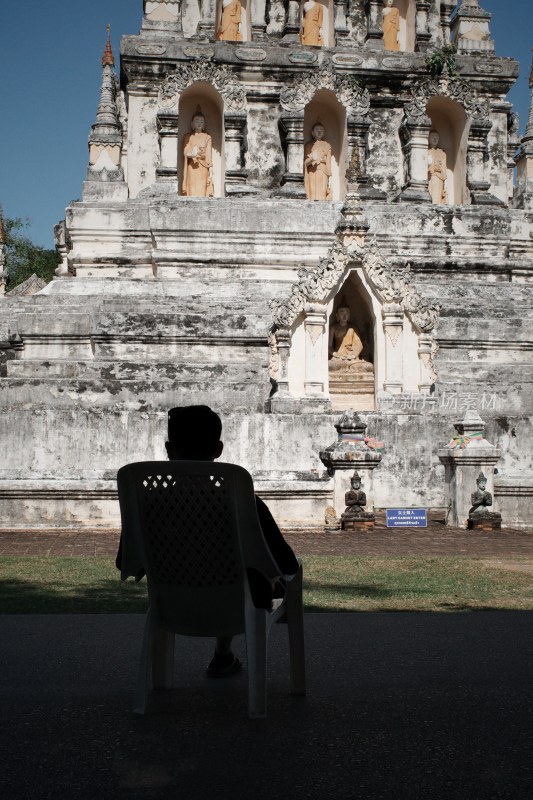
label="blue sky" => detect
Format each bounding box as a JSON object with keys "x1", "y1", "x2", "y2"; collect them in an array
[{"x1": 1, "y1": 0, "x2": 532, "y2": 248}]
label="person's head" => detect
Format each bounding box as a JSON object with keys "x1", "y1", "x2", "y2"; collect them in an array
[
  {"x1": 166, "y1": 405, "x2": 223, "y2": 461},
  {"x1": 385, "y1": 0, "x2": 394, "y2": 7},
  {"x1": 312, "y1": 123, "x2": 325, "y2": 141},
  {"x1": 191, "y1": 106, "x2": 206, "y2": 132},
  {"x1": 336, "y1": 304, "x2": 350, "y2": 325},
  {"x1": 428, "y1": 130, "x2": 440, "y2": 148}
]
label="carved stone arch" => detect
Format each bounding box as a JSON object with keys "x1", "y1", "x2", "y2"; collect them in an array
[
  {"x1": 304, "y1": 89, "x2": 347, "y2": 201},
  {"x1": 280, "y1": 63, "x2": 370, "y2": 117},
  {"x1": 269, "y1": 238, "x2": 440, "y2": 408},
  {"x1": 270, "y1": 239, "x2": 439, "y2": 332},
  {"x1": 404, "y1": 76, "x2": 490, "y2": 125},
  {"x1": 400, "y1": 74, "x2": 492, "y2": 204},
  {"x1": 158, "y1": 59, "x2": 247, "y2": 112},
  {"x1": 279, "y1": 64, "x2": 370, "y2": 198},
  {"x1": 156, "y1": 59, "x2": 247, "y2": 194}
]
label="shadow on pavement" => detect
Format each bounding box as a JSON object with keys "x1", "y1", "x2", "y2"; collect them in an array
[{"x1": 2, "y1": 611, "x2": 532, "y2": 800}]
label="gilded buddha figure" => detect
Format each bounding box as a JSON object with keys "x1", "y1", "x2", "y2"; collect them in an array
[
  {"x1": 182, "y1": 107, "x2": 214, "y2": 198},
  {"x1": 304, "y1": 123, "x2": 332, "y2": 201}
]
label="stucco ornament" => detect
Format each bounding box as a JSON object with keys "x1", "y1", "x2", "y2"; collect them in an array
[
  {"x1": 269, "y1": 237, "x2": 440, "y2": 382},
  {"x1": 159, "y1": 59, "x2": 246, "y2": 112},
  {"x1": 270, "y1": 238, "x2": 440, "y2": 333},
  {"x1": 280, "y1": 64, "x2": 370, "y2": 117},
  {"x1": 405, "y1": 76, "x2": 490, "y2": 124}
]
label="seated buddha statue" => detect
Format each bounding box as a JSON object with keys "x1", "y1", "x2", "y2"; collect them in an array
[{"x1": 328, "y1": 304, "x2": 364, "y2": 369}]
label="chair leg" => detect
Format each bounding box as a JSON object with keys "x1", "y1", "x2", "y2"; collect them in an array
[
  {"x1": 152, "y1": 628, "x2": 175, "y2": 689},
  {"x1": 134, "y1": 609, "x2": 154, "y2": 714},
  {"x1": 287, "y1": 565, "x2": 306, "y2": 696},
  {"x1": 246, "y1": 608, "x2": 268, "y2": 719}
]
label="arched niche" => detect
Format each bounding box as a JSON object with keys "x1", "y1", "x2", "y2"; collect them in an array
[
  {"x1": 426, "y1": 95, "x2": 469, "y2": 205},
  {"x1": 300, "y1": 0, "x2": 334, "y2": 48},
  {"x1": 271, "y1": 243, "x2": 439, "y2": 411},
  {"x1": 178, "y1": 83, "x2": 225, "y2": 198},
  {"x1": 304, "y1": 89, "x2": 347, "y2": 202},
  {"x1": 284, "y1": 267, "x2": 384, "y2": 411},
  {"x1": 215, "y1": 0, "x2": 251, "y2": 42},
  {"x1": 327, "y1": 270, "x2": 377, "y2": 411}
]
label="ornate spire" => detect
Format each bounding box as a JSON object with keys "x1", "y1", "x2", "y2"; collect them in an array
[
  {"x1": 101, "y1": 24, "x2": 114, "y2": 68},
  {"x1": 522, "y1": 49, "x2": 533, "y2": 143},
  {"x1": 0, "y1": 206, "x2": 7, "y2": 295},
  {"x1": 88, "y1": 26, "x2": 122, "y2": 169},
  {"x1": 91, "y1": 27, "x2": 120, "y2": 135}
]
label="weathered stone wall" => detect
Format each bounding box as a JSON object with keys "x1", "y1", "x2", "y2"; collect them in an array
[{"x1": 1, "y1": 2, "x2": 532, "y2": 530}]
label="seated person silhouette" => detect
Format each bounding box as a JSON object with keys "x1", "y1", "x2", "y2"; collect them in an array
[{"x1": 116, "y1": 404, "x2": 298, "y2": 678}]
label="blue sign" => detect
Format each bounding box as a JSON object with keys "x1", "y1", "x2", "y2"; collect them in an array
[{"x1": 386, "y1": 508, "x2": 427, "y2": 528}]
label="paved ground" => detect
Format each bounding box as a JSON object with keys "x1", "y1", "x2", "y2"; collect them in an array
[
  {"x1": 2, "y1": 512, "x2": 533, "y2": 565},
  {"x1": 2, "y1": 612, "x2": 532, "y2": 800},
  {"x1": 2, "y1": 520, "x2": 532, "y2": 797}
]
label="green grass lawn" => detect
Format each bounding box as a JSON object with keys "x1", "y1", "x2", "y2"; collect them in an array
[{"x1": 1, "y1": 556, "x2": 532, "y2": 613}]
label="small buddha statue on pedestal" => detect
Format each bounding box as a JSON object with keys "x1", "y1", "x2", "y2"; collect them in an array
[
  {"x1": 340, "y1": 472, "x2": 375, "y2": 531},
  {"x1": 382, "y1": 0, "x2": 400, "y2": 52},
  {"x1": 182, "y1": 106, "x2": 214, "y2": 198},
  {"x1": 467, "y1": 471, "x2": 502, "y2": 530},
  {"x1": 217, "y1": 0, "x2": 242, "y2": 42},
  {"x1": 304, "y1": 123, "x2": 332, "y2": 201},
  {"x1": 428, "y1": 131, "x2": 448, "y2": 205},
  {"x1": 301, "y1": 0, "x2": 324, "y2": 47},
  {"x1": 329, "y1": 303, "x2": 364, "y2": 365},
  {"x1": 328, "y1": 301, "x2": 374, "y2": 406}
]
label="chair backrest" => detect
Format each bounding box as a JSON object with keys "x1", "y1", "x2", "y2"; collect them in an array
[{"x1": 117, "y1": 461, "x2": 281, "y2": 637}]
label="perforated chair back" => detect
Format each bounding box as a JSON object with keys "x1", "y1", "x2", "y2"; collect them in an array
[
  {"x1": 117, "y1": 461, "x2": 282, "y2": 637},
  {"x1": 118, "y1": 460, "x2": 305, "y2": 718}
]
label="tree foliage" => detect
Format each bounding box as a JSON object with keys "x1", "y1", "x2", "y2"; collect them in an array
[{"x1": 3, "y1": 217, "x2": 60, "y2": 292}]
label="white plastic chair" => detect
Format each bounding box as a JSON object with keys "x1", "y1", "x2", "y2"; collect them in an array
[{"x1": 117, "y1": 460, "x2": 306, "y2": 719}]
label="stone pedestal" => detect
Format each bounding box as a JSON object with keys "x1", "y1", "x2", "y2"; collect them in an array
[
  {"x1": 251, "y1": 0, "x2": 268, "y2": 40},
  {"x1": 278, "y1": 114, "x2": 306, "y2": 198},
  {"x1": 364, "y1": 0, "x2": 384, "y2": 49},
  {"x1": 468, "y1": 513, "x2": 502, "y2": 532},
  {"x1": 382, "y1": 303, "x2": 404, "y2": 394},
  {"x1": 398, "y1": 116, "x2": 432, "y2": 203},
  {"x1": 334, "y1": 0, "x2": 349, "y2": 47},
  {"x1": 468, "y1": 120, "x2": 504, "y2": 206},
  {"x1": 319, "y1": 410, "x2": 382, "y2": 521},
  {"x1": 224, "y1": 112, "x2": 248, "y2": 188},
  {"x1": 341, "y1": 511, "x2": 375, "y2": 531},
  {"x1": 439, "y1": 1, "x2": 455, "y2": 44},
  {"x1": 438, "y1": 410, "x2": 501, "y2": 529},
  {"x1": 414, "y1": 1, "x2": 431, "y2": 53},
  {"x1": 156, "y1": 112, "x2": 179, "y2": 182},
  {"x1": 282, "y1": 0, "x2": 300, "y2": 41}
]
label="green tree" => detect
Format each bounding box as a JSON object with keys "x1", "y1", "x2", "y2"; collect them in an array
[{"x1": 3, "y1": 217, "x2": 60, "y2": 292}]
